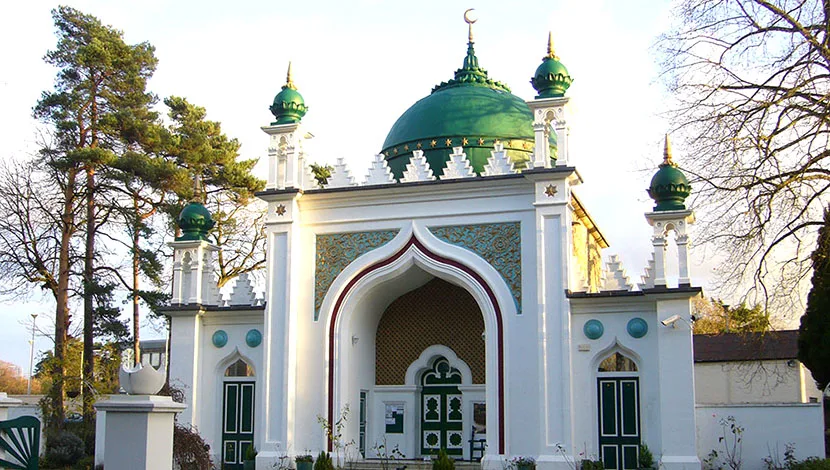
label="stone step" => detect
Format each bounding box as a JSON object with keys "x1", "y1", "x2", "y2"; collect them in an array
[{"x1": 343, "y1": 459, "x2": 482, "y2": 470}]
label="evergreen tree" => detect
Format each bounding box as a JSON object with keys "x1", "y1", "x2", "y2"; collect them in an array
[
  {"x1": 35, "y1": 5, "x2": 159, "y2": 423},
  {"x1": 798, "y1": 208, "x2": 830, "y2": 391},
  {"x1": 162, "y1": 96, "x2": 265, "y2": 287}
]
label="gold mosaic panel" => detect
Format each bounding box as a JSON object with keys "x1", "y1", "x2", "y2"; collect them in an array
[
  {"x1": 315, "y1": 230, "x2": 399, "y2": 319},
  {"x1": 429, "y1": 222, "x2": 522, "y2": 313},
  {"x1": 375, "y1": 278, "x2": 485, "y2": 385}
]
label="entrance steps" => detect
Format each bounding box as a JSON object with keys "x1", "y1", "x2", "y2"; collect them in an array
[{"x1": 345, "y1": 459, "x2": 482, "y2": 470}]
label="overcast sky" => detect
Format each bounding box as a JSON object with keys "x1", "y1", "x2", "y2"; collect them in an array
[{"x1": 0, "y1": 0, "x2": 710, "y2": 373}]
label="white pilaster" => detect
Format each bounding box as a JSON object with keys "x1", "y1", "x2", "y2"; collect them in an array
[
  {"x1": 676, "y1": 235, "x2": 691, "y2": 286},
  {"x1": 526, "y1": 96, "x2": 570, "y2": 167},
  {"x1": 655, "y1": 297, "x2": 700, "y2": 470},
  {"x1": 525, "y1": 170, "x2": 579, "y2": 468},
  {"x1": 94, "y1": 395, "x2": 186, "y2": 470},
  {"x1": 652, "y1": 236, "x2": 667, "y2": 287},
  {"x1": 257, "y1": 191, "x2": 301, "y2": 464},
  {"x1": 168, "y1": 312, "x2": 202, "y2": 427}
]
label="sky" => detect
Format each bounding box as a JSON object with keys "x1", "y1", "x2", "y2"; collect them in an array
[{"x1": 0, "y1": 0, "x2": 702, "y2": 375}]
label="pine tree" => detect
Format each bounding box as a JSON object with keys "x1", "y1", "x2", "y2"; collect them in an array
[
  {"x1": 798, "y1": 207, "x2": 830, "y2": 391},
  {"x1": 35, "y1": 6, "x2": 159, "y2": 424}
]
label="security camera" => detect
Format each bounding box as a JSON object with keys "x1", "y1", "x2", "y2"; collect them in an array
[{"x1": 661, "y1": 314, "x2": 683, "y2": 328}]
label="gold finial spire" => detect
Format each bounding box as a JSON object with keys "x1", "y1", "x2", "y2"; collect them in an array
[
  {"x1": 663, "y1": 133, "x2": 674, "y2": 165},
  {"x1": 464, "y1": 8, "x2": 477, "y2": 43},
  {"x1": 545, "y1": 32, "x2": 559, "y2": 60},
  {"x1": 285, "y1": 61, "x2": 297, "y2": 90}
]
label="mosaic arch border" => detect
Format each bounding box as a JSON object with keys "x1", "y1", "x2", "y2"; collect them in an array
[
  {"x1": 429, "y1": 222, "x2": 521, "y2": 313},
  {"x1": 325, "y1": 235, "x2": 506, "y2": 454}
]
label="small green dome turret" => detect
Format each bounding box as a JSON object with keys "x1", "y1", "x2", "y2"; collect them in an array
[
  {"x1": 648, "y1": 135, "x2": 691, "y2": 211},
  {"x1": 176, "y1": 201, "x2": 215, "y2": 241},
  {"x1": 269, "y1": 62, "x2": 308, "y2": 125},
  {"x1": 531, "y1": 33, "x2": 573, "y2": 99}
]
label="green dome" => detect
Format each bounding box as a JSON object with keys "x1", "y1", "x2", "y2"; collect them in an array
[
  {"x1": 176, "y1": 201, "x2": 215, "y2": 241},
  {"x1": 381, "y1": 38, "x2": 554, "y2": 179},
  {"x1": 269, "y1": 63, "x2": 307, "y2": 125},
  {"x1": 531, "y1": 34, "x2": 573, "y2": 98},
  {"x1": 647, "y1": 136, "x2": 691, "y2": 211}
]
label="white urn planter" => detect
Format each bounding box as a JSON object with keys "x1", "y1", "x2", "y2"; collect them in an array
[{"x1": 118, "y1": 362, "x2": 166, "y2": 395}]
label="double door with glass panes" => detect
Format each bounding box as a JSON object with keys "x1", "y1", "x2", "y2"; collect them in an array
[{"x1": 222, "y1": 381, "x2": 255, "y2": 469}]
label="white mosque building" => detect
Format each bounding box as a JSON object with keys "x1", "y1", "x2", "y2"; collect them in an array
[{"x1": 160, "y1": 18, "x2": 824, "y2": 470}]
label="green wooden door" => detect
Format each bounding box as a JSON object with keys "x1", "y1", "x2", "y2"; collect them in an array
[
  {"x1": 597, "y1": 378, "x2": 640, "y2": 470},
  {"x1": 222, "y1": 381, "x2": 255, "y2": 470},
  {"x1": 421, "y1": 357, "x2": 463, "y2": 457}
]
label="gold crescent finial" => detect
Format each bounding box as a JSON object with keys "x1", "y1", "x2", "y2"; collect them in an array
[
  {"x1": 546, "y1": 32, "x2": 559, "y2": 60},
  {"x1": 285, "y1": 61, "x2": 296, "y2": 90},
  {"x1": 663, "y1": 133, "x2": 674, "y2": 165},
  {"x1": 464, "y1": 9, "x2": 477, "y2": 43}
]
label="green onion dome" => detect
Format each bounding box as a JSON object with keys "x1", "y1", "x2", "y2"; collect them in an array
[
  {"x1": 269, "y1": 62, "x2": 307, "y2": 125},
  {"x1": 647, "y1": 135, "x2": 691, "y2": 211},
  {"x1": 176, "y1": 201, "x2": 215, "y2": 241},
  {"x1": 381, "y1": 33, "x2": 556, "y2": 179},
  {"x1": 530, "y1": 33, "x2": 573, "y2": 99}
]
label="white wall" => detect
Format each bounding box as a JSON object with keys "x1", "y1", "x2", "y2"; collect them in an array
[
  {"x1": 694, "y1": 360, "x2": 822, "y2": 405},
  {"x1": 695, "y1": 404, "x2": 824, "y2": 469}
]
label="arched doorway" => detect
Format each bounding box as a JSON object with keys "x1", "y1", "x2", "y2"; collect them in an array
[
  {"x1": 375, "y1": 277, "x2": 485, "y2": 459},
  {"x1": 322, "y1": 232, "x2": 511, "y2": 457},
  {"x1": 222, "y1": 358, "x2": 255, "y2": 470},
  {"x1": 597, "y1": 352, "x2": 640, "y2": 470}
]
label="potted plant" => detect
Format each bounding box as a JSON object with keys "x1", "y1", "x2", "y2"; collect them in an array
[
  {"x1": 511, "y1": 456, "x2": 536, "y2": 470},
  {"x1": 296, "y1": 453, "x2": 314, "y2": 470},
  {"x1": 638, "y1": 443, "x2": 655, "y2": 470},
  {"x1": 243, "y1": 445, "x2": 258, "y2": 470},
  {"x1": 581, "y1": 459, "x2": 604, "y2": 470}
]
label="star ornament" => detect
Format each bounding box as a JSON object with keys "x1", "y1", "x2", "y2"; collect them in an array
[
  {"x1": 544, "y1": 184, "x2": 558, "y2": 197},
  {"x1": 276, "y1": 204, "x2": 287, "y2": 216}
]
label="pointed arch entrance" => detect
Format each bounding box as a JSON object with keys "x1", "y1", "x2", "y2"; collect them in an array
[{"x1": 321, "y1": 231, "x2": 510, "y2": 456}]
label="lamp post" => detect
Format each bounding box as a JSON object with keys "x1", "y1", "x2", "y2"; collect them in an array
[{"x1": 27, "y1": 313, "x2": 38, "y2": 395}]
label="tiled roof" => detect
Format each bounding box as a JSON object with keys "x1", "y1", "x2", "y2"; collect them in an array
[{"x1": 693, "y1": 330, "x2": 799, "y2": 363}]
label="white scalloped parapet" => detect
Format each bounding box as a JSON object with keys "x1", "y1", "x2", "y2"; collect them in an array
[
  {"x1": 401, "y1": 150, "x2": 436, "y2": 182},
  {"x1": 324, "y1": 157, "x2": 357, "y2": 188},
  {"x1": 206, "y1": 273, "x2": 221, "y2": 306},
  {"x1": 483, "y1": 142, "x2": 516, "y2": 176},
  {"x1": 441, "y1": 147, "x2": 475, "y2": 180},
  {"x1": 229, "y1": 273, "x2": 257, "y2": 306},
  {"x1": 364, "y1": 153, "x2": 396, "y2": 185},
  {"x1": 602, "y1": 254, "x2": 633, "y2": 291},
  {"x1": 639, "y1": 255, "x2": 656, "y2": 290}
]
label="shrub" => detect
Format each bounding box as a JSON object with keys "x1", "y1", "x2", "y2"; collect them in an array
[
  {"x1": 639, "y1": 444, "x2": 654, "y2": 469},
  {"x1": 45, "y1": 431, "x2": 85, "y2": 467},
  {"x1": 433, "y1": 449, "x2": 455, "y2": 470},
  {"x1": 581, "y1": 460, "x2": 604, "y2": 470},
  {"x1": 245, "y1": 446, "x2": 258, "y2": 461},
  {"x1": 790, "y1": 458, "x2": 830, "y2": 470},
  {"x1": 172, "y1": 423, "x2": 213, "y2": 470},
  {"x1": 314, "y1": 451, "x2": 334, "y2": 470}
]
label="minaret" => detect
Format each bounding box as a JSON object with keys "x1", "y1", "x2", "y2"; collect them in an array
[
  {"x1": 169, "y1": 197, "x2": 219, "y2": 305},
  {"x1": 263, "y1": 62, "x2": 314, "y2": 190},
  {"x1": 644, "y1": 134, "x2": 695, "y2": 287},
  {"x1": 527, "y1": 33, "x2": 574, "y2": 168}
]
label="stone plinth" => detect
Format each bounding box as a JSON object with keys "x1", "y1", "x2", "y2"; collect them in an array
[
  {"x1": 0, "y1": 392, "x2": 22, "y2": 420},
  {"x1": 94, "y1": 395, "x2": 186, "y2": 470}
]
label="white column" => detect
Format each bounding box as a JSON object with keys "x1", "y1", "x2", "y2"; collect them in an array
[
  {"x1": 258, "y1": 195, "x2": 300, "y2": 466},
  {"x1": 94, "y1": 396, "x2": 186, "y2": 470},
  {"x1": 168, "y1": 240, "x2": 219, "y2": 306},
  {"x1": 652, "y1": 236, "x2": 667, "y2": 287},
  {"x1": 655, "y1": 298, "x2": 699, "y2": 470},
  {"x1": 527, "y1": 174, "x2": 578, "y2": 470},
  {"x1": 168, "y1": 313, "x2": 202, "y2": 427},
  {"x1": 532, "y1": 121, "x2": 550, "y2": 168},
  {"x1": 676, "y1": 235, "x2": 690, "y2": 286}
]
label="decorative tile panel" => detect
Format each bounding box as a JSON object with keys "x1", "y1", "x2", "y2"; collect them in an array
[
  {"x1": 315, "y1": 230, "x2": 399, "y2": 319},
  {"x1": 429, "y1": 222, "x2": 522, "y2": 313}
]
